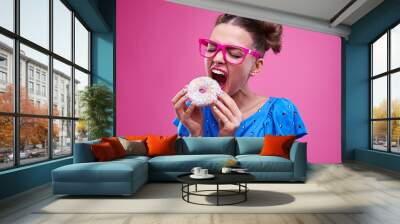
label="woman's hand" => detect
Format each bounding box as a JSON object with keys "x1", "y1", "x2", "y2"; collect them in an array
[
  {"x1": 211, "y1": 91, "x2": 242, "y2": 136},
  {"x1": 171, "y1": 86, "x2": 203, "y2": 136}
]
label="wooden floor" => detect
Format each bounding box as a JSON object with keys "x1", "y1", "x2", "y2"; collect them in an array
[{"x1": 1, "y1": 162, "x2": 400, "y2": 224}]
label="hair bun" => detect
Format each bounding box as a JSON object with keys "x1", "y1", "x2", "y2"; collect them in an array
[
  {"x1": 262, "y1": 22, "x2": 282, "y2": 54},
  {"x1": 214, "y1": 14, "x2": 283, "y2": 55}
]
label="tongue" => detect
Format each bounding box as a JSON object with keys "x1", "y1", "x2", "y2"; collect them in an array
[{"x1": 212, "y1": 73, "x2": 227, "y2": 87}]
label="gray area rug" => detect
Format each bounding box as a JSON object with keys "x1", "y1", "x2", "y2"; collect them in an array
[{"x1": 37, "y1": 183, "x2": 362, "y2": 214}]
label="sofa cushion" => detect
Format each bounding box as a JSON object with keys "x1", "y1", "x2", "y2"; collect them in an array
[
  {"x1": 147, "y1": 134, "x2": 178, "y2": 157},
  {"x1": 118, "y1": 138, "x2": 148, "y2": 156},
  {"x1": 235, "y1": 137, "x2": 264, "y2": 155},
  {"x1": 114, "y1": 155, "x2": 150, "y2": 163},
  {"x1": 259, "y1": 135, "x2": 296, "y2": 159},
  {"x1": 90, "y1": 142, "x2": 118, "y2": 161},
  {"x1": 52, "y1": 158, "x2": 147, "y2": 183},
  {"x1": 149, "y1": 154, "x2": 235, "y2": 172},
  {"x1": 236, "y1": 155, "x2": 293, "y2": 172},
  {"x1": 177, "y1": 137, "x2": 235, "y2": 155},
  {"x1": 101, "y1": 137, "x2": 127, "y2": 158}
]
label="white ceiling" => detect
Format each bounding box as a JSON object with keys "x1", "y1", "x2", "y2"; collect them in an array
[
  {"x1": 227, "y1": 0, "x2": 353, "y2": 22},
  {"x1": 167, "y1": 0, "x2": 384, "y2": 38}
]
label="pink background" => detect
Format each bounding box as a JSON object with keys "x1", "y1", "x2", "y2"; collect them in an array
[{"x1": 116, "y1": 0, "x2": 342, "y2": 163}]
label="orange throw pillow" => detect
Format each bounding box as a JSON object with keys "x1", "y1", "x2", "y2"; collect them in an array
[
  {"x1": 91, "y1": 142, "x2": 117, "y2": 161},
  {"x1": 125, "y1": 135, "x2": 148, "y2": 141},
  {"x1": 146, "y1": 134, "x2": 178, "y2": 157},
  {"x1": 101, "y1": 137, "x2": 127, "y2": 158},
  {"x1": 259, "y1": 135, "x2": 296, "y2": 159}
]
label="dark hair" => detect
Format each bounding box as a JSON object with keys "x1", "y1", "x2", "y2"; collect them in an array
[{"x1": 215, "y1": 14, "x2": 283, "y2": 56}]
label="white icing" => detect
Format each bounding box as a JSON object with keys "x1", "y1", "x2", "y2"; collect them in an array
[{"x1": 187, "y1": 76, "x2": 222, "y2": 106}]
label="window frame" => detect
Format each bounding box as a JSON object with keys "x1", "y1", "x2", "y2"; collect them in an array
[
  {"x1": 369, "y1": 20, "x2": 400, "y2": 154},
  {"x1": 0, "y1": 0, "x2": 92, "y2": 171}
]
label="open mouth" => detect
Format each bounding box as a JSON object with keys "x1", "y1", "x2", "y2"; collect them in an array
[{"x1": 210, "y1": 68, "x2": 228, "y2": 90}]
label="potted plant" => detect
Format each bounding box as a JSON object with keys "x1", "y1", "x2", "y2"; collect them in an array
[{"x1": 79, "y1": 84, "x2": 113, "y2": 140}]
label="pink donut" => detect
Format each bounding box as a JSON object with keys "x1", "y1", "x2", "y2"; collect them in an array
[{"x1": 187, "y1": 76, "x2": 222, "y2": 106}]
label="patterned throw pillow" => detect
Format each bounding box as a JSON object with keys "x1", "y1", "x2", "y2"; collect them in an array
[{"x1": 118, "y1": 137, "x2": 147, "y2": 156}]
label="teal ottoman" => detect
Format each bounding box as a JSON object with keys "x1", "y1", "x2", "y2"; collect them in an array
[{"x1": 52, "y1": 156, "x2": 148, "y2": 196}]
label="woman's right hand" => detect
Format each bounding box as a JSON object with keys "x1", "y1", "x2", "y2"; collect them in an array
[{"x1": 171, "y1": 87, "x2": 203, "y2": 136}]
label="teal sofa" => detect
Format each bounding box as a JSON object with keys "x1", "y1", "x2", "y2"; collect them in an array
[{"x1": 52, "y1": 137, "x2": 307, "y2": 196}]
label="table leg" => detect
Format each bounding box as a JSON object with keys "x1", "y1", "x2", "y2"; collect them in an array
[
  {"x1": 217, "y1": 184, "x2": 219, "y2": 206},
  {"x1": 187, "y1": 184, "x2": 190, "y2": 202},
  {"x1": 245, "y1": 183, "x2": 247, "y2": 201},
  {"x1": 195, "y1": 184, "x2": 197, "y2": 192},
  {"x1": 181, "y1": 184, "x2": 183, "y2": 199}
]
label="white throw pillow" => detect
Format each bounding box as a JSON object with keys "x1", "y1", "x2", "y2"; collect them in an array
[{"x1": 118, "y1": 137, "x2": 147, "y2": 156}]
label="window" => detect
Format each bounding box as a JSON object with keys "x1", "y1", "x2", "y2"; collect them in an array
[
  {"x1": 53, "y1": 0, "x2": 72, "y2": 60},
  {"x1": 0, "y1": 54, "x2": 8, "y2": 89},
  {"x1": 42, "y1": 85, "x2": 46, "y2": 97},
  {"x1": 53, "y1": 59, "x2": 72, "y2": 117},
  {"x1": 53, "y1": 119, "x2": 72, "y2": 158},
  {"x1": 20, "y1": 0, "x2": 49, "y2": 49},
  {"x1": 75, "y1": 18, "x2": 89, "y2": 70},
  {"x1": 28, "y1": 67, "x2": 34, "y2": 80},
  {"x1": 371, "y1": 23, "x2": 400, "y2": 154},
  {"x1": 0, "y1": 116, "x2": 13, "y2": 170},
  {"x1": 0, "y1": 70, "x2": 7, "y2": 92},
  {"x1": 0, "y1": 0, "x2": 91, "y2": 170},
  {"x1": 54, "y1": 90, "x2": 58, "y2": 105},
  {"x1": 0, "y1": 0, "x2": 14, "y2": 32},
  {"x1": 35, "y1": 70, "x2": 40, "y2": 81},
  {"x1": 21, "y1": 47, "x2": 49, "y2": 116},
  {"x1": 28, "y1": 81, "x2": 34, "y2": 94},
  {"x1": 0, "y1": 55, "x2": 7, "y2": 67},
  {"x1": 20, "y1": 117, "x2": 49, "y2": 165},
  {"x1": 0, "y1": 35, "x2": 13, "y2": 112},
  {"x1": 0, "y1": 71, "x2": 6, "y2": 85},
  {"x1": 35, "y1": 83, "x2": 40, "y2": 95},
  {"x1": 391, "y1": 22, "x2": 400, "y2": 69},
  {"x1": 74, "y1": 69, "x2": 89, "y2": 119},
  {"x1": 372, "y1": 34, "x2": 387, "y2": 77}
]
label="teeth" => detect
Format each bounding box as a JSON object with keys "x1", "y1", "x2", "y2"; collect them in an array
[{"x1": 211, "y1": 69, "x2": 225, "y2": 76}]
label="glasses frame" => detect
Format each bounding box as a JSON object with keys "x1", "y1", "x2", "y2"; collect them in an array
[{"x1": 198, "y1": 38, "x2": 262, "y2": 65}]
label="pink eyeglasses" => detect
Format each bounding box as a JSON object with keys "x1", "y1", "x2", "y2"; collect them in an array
[{"x1": 198, "y1": 38, "x2": 262, "y2": 65}]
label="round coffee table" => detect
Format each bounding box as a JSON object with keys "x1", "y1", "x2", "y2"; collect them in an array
[{"x1": 177, "y1": 172, "x2": 255, "y2": 206}]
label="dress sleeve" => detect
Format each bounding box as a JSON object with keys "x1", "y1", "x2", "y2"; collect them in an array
[
  {"x1": 271, "y1": 98, "x2": 308, "y2": 139},
  {"x1": 172, "y1": 117, "x2": 190, "y2": 137}
]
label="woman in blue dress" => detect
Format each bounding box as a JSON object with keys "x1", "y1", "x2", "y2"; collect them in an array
[{"x1": 171, "y1": 14, "x2": 307, "y2": 139}]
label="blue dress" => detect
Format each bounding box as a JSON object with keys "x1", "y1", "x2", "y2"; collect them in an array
[{"x1": 173, "y1": 97, "x2": 307, "y2": 139}]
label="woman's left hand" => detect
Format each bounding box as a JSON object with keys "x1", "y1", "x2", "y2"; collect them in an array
[{"x1": 211, "y1": 91, "x2": 243, "y2": 136}]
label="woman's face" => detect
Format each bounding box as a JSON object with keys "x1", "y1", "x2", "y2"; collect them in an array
[{"x1": 205, "y1": 23, "x2": 260, "y2": 96}]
